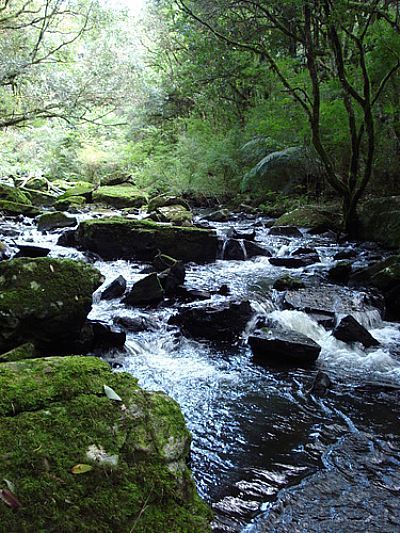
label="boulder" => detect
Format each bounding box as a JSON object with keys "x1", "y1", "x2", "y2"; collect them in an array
[
  {"x1": 122, "y1": 273, "x2": 164, "y2": 307},
  {"x1": 205, "y1": 209, "x2": 230, "y2": 222},
  {"x1": 15, "y1": 244, "x2": 50, "y2": 258},
  {"x1": 273, "y1": 275, "x2": 305, "y2": 291},
  {"x1": 269, "y1": 226, "x2": 303, "y2": 238},
  {"x1": 21, "y1": 188, "x2": 57, "y2": 207},
  {"x1": 0, "y1": 356, "x2": 211, "y2": 531},
  {"x1": 328, "y1": 261, "x2": 353, "y2": 283},
  {"x1": 152, "y1": 205, "x2": 193, "y2": 226},
  {"x1": 100, "y1": 275, "x2": 127, "y2": 300},
  {"x1": 93, "y1": 186, "x2": 147, "y2": 209},
  {"x1": 244, "y1": 240, "x2": 272, "y2": 258},
  {"x1": 0, "y1": 200, "x2": 40, "y2": 217},
  {"x1": 274, "y1": 206, "x2": 337, "y2": 233},
  {"x1": 0, "y1": 343, "x2": 36, "y2": 363},
  {"x1": 75, "y1": 217, "x2": 219, "y2": 263},
  {"x1": 158, "y1": 263, "x2": 186, "y2": 296},
  {"x1": 148, "y1": 195, "x2": 190, "y2": 212},
  {"x1": 77, "y1": 320, "x2": 126, "y2": 351},
  {"x1": 0, "y1": 184, "x2": 32, "y2": 205},
  {"x1": 227, "y1": 228, "x2": 256, "y2": 241},
  {"x1": 248, "y1": 327, "x2": 321, "y2": 365},
  {"x1": 333, "y1": 315, "x2": 379, "y2": 348},
  {"x1": 169, "y1": 300, "x2": 253, "y2": 341},
  {"x1": 113, "y1": 315, "x2": 155, "y2": 333},
  {"x1": 222, "y1": 239, "x2": 247, "y2": 260},
  {"x1": 269, "y1": 255, "x2": 320, "y2": 268},
  {"x1": 0, "y1": 258, "x2": 103, "y2": 353},
  {"x1": 357, "y1": 196, "x2": 400, "y2": 248},
  {"x1": 56, "y1": 182, "x2": 95, "y2": 201},
  {"x1": 334, "y1": 249, "x2": 357, "y2": 260},
  {"x1": 54, "y1": 195, "x2": 86, "y2": 211},
  {"x1": 37, "y1": 211, "x2": 77, "y2": 231},
  {"x1": 0, "y1": 241, "x2": 10, "y2": 261}
]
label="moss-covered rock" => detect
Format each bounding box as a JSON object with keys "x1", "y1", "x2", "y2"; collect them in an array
[
  {"x1": 0, "y1": 184, "x2": 32, "y2": 205},
  {"x1": 357, "y1": 196, "x2": 400, "y2": 248},
  {"x1": 0, "y1": 258, "x2": 103, "y2": 353},
  {"x1": 0, "y1": 356, "x2": 211, "y2": 531},
  {"x1": 275, "y1": 206, "x2": 338, "y2": 232},
  {"x1": 54, "y1": 195, "x2": 86, "y2": 211},
  {"x1": 57, "y1": 182, "x2": 95, "y2": 201},
  {"x1": 93, "y1": 186, "x2": 147, "y2": 208},
  {"x1": 75, "y1": 217, "x2": 219, "y2": 263},
  {"x1": 151, "y1": 204, "x2": 193, "y2": 226},
  {"x1": 21, "y1": 188, "x2": 57, "y2": 207},
  {"x1": 37, "y1": 211, "x2": 78, "y2": 231},
  {"x1": 0, "y1": 343, "x2": 36, "y2": 363},
  {"x1": 148, "y1": 195, "x2": 190, "y2": 212},
  {"x1": 0, "y1": 200, "x2": 41, "y2": 217}
]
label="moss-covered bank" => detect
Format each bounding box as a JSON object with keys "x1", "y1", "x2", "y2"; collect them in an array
[{"x1": 0, "y1": 356, "x2": 211, "y2": 531}]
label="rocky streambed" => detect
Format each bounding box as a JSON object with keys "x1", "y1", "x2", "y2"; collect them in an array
[{"x1": 1, "y1": 200, "x2": 400, "y2": 531}]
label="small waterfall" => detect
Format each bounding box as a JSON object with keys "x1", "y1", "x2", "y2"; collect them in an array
[{"x1": 239, "y1": 239, "x2": 248, "y2": 260}]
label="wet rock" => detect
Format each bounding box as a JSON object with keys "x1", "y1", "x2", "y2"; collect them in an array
[
  {"x1": 57, "y1": 228, "x2": 78, "y2": 247},
  {"x1": 169, "y1": 300, "x2": 253, "y2": 341},
  {"x1": 75, "y1": 217, "x2": 219, "y2": 263},
  {"x1": 308, "y1": 370, "x2": 333, "y2": 395},
  {"x1": 159, "y1": 264, "x2": 186, "y2": 296},
  {"x1": 227, "y1": 227, "x2": 256, "y2": 241},
  {"x1": 205, "y1": 209, "x2": 230, "y2": 222},
  {"x1": 308, "y1": 313, "x2": 335, "y2": 329},
  {"x1": 122, "y1": 273, "x2": 164, "y2": 306},
  {"x1": 222, "y1": 239, "x2": 247, "y2": 260},
  {"x1": 93, "y1": 185, "x2": 147, "y2": 208},
  {"x1": 0, "y1": 258, "x2": 103, "y2": 353},
  {"x1": 333, "y1": 315, "x2": 379, "y2": 348},
  {"x1": 0, "y1": 241, "x2": 10, "y2": 261},
  {"x1": 174, "y1": 288, "x2": 212, "y2": 302},
  {"x1": 37, "y1": 211, "x2": 77, "y2": 231},
  {"x1": 100, "y1": 275, "x2": 127, "y2": 300},
  {"x1": 292, "y1": 246, "x2": 317, "y2": 256},
  {"x1": 269, "y1": 226, "x2": 303, "y2": 238},
  {"x1": 0, "y1": 200, "x2": 41, "y2": 217},
  {"x1": 328, "y1": 261, "x2": 353, "y2": 283},
  {"x1": 113, "y1": 315, "x2": 155, "y2": 332},
  {"x1": 0, "y1": 184, "x2": 32, "y2": 205},
  {"x1": 244, "y1": 240, "x2": 272, "y2": 258},
  {"x1": 0, "y1": 356, "x2": 211, "y2": 532},
  {"x1": 334, "y1": 249, "x2": 357, "y2": 260},
  {"x1": 56, "y1": 182, "x2": 95, "y2": 202},
  {"x1": 14, "y1": 244, "x2": 50, "y2": 258},
  {"x1": 54, "y1": 195, "x2": 86, "y2": 211},
  {"x1": 273, "y1": 275, "x2": 305, "y2": 291},
  {"x1": 269, "y1": 255, "x2": 320, "y2": 268},
  {"x1": 79, "y1": 320, "x2": 126, "y2": 350},
  {"x1": 249, "y1": 327, "x2": 321, "y2": 365}
]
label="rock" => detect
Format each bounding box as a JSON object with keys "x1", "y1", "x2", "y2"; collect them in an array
[
  {"x1": 37, "y1": 211, "x2": 77, "y2": 231},
  {"x1": 328, "y1": 261, "x2": 353, "y2": 282},
  {"x1": 153, "y1": 253, "x2": 180, "y2": 272},
  {"x1": 122, "y1": 273, "x2": 164, "y2": 306},
  {"x1": 333, "y1": 315, "x2": 379, "y2": 348},
  {"x1": 283, "y1": 287, "x2": 380, "y2": 318},
  {"x1": 269, "y1": 255, "x2": 320, "y2": 268},
  {"x1": 113, "y1": 315, "x2": 155, "y2": 332},
  {"x1": 205, "y1": 209, "x2": 230, "y2": 222},
  {"x1": 244, "y1": 240, "x2": 272, "y2": 258},
  {"x1": 169, "y1": 300, "x2": 253, "y2": 341},
  {"x1": 222, "y1": 239, "x2": 247, "y2": 260},
  {"x1": 334, "y1": 249, "x2": 357, "y2": 260},
  {"x1": 0, "y1": 241, "x2": 10, "y2": 261},
  {"x1": 308, "y1": 313, "x2": 335, "y2": 329},
  {"x1": 0, "y1": 258, "x2": 103, "y2": 353},
  {"x1": 93, "y1": 186, "x2": 147, "y2": 208},
  {"x1": 75, "y1": 217, "x2": 219, "y2": 263},
  {"x1": 56, "y1": 182, "x2": 95, "y2": 201},
  {"x1": 227, "y1": 228, "x2": 256, "y2": 241},
  {"x1": 0, "y1": 184, "x2": 32, "y2": 205},
  {"x1": 100, "y1": 275, "x2": 127, "y2": 300},
  {"x1": 148, "y1": 195, "x2": 190, "y2": 212},
  {"x1": 357, "y1": 196, "x2": 400, "y2": 248},
  {"x1": 0, "y1": 356, "x2": 211, "y2": 531},
  {"x1": 269, "y1": 226, "x2": 303, "y2": 238},
  {"x1": 57, "y1": 228, "x2": 78, "y2": 247},
  {"x1": 274, "y1": 206, "x2": 337, "y2": 233},
  {"x1": 159, "y1": 263, "x2": 186, "y2": 296},
  {"x1": 292, "y1": 246, "x2": 317, "y2": 256},
  {"x1": 78, "y1": 320, "x2": 126, "y2": 350},
  {"x1": 273, "y1": 275, "x2": 305, "y2": 291},
  {"x1": 0, "y1": 343, "x2": 36, "y2": 362},
  {"x1": 249, "y1": 327, "x2": 321, "y2": 365},
  {"x1": 0, "y1": 200, "x2": 40, "y2": 217},
  {"x1": 152, "y1": 205, "x2": 193, "y2": 226},
  {"x1": 308, "y1": 370, "x2": 333, "y2": 395},
  {"x1": 15, "y1": 244, "x2": 50, "y2": 258},
  {"x1": 54, "y1": 195, "x2": 86, "y2": 211},
  {"x1": 22, "y1": 188, "x2": 57, "y2": 207}
]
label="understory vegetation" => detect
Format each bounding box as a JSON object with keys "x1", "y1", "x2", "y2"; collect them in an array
[{"x1": 0, "y1": 1, "x2": 399, "y2": 228}]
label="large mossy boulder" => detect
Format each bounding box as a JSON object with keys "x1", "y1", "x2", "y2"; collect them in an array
[
  {"x1": 357, "y1": 196, "x2": 400, "y2": 248},
  {"x1": 93, "y1": 186, "x2": 147, "y2": 208},
  {"x1": 37, "y1": 211, "x2": 78, "y2": 231},
  {"x1": 151, "y1": 204, "x2": 193, "y2": 226},
  {"x1": 0, "y1": 356, "x2": 211, "y2": 531},
  {"x1": 0, "y1": 184, "x2": 32, "y2": 205},
  {"x1": 274, "y1": 206, "x2": 337, "y2": 232},
  {"x1": 75, "y1": 217, "x2": 219, "y2": 263},
  {"x1": 148, "y1": 195, "x2": 190, "y2": 212},
  {"x1": 21, "y1": 188, "x2": 57, "y2": 207},
  {"x1": 57, "y1": 182, "x2": 95, "y2": 202},
  {"x1": 0, "y1": 258, "x2": 103, "y2": 353}
]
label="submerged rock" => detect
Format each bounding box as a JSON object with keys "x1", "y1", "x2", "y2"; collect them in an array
[
  {"x1": 333, "y1": 315, "x2": 379, "y2": 348},
  {"x1": 77, "y1": 320, "x2": 126, "y2": 351},
  {"x1": 249, "y1": 327, "x2": 321, "y2": 365},
  {"x1": 100, "y1": 275, "x2": 127, "y2": 300},
  {"x1": 169, "y1": 300, "x2": 253, "y2": 341},
  {"x1": 0, "y1": 356, "x2": 211, "y2": 531},
  {"x1": 75, "y1": 217, "x2": 219, "y2": 263},
  {"x1": 0, "y1": 258, "x2": 103, "y2": 353},
  {"x1": 37, "y1": 211, "x2": 78, "y2": 231}
]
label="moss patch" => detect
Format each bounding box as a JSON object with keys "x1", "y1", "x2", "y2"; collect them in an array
[
  {"x1": 0, "y1": 356, "x2": 211, "y2": 531},
  {"x1": 0, "y1": 184, "x2": 32, "y2": 205},
  {"x1": 0, "y1": 200, "x2": 41, "y2": 217},
  {"x1": 37, "y1": 211, "x2": 78, "y2": 231},
  {"x1": 0, "y1": 343, "x2": 36, "y2": 363},
  {"x1": 93, "y1": 186, "x2": 147, "y2": 208},
  {"x1": 275, "y1": 206, "x2": 338, "y2": 231}
]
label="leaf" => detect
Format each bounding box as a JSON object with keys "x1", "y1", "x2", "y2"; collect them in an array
[
  {"x1": 71, "y1": 464, "x2": 93, "y2": 475},
  {"x1": 0, "y1": 488, "x2": 22, "y2": 509},
  {"x1": 3, "y1": 479, "x2": 15, "y2": 492},
  {"x1": 103, "y1": 385, "x2": 122, "y2": 402}
]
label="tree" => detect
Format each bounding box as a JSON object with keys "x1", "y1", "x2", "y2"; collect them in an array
[{"x1": 175, "y1": 0, "x2": 400, "y2": 231}]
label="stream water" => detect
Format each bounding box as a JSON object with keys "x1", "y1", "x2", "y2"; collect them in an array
[{"x1": 2, "y1": 210, "x2": 400, "y2": 532}]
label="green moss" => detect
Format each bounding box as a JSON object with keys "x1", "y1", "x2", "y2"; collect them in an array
[
  {"x1": 0, "y1": 184, "x2": 32, "y2": 205},
  {"x1": 275, "y1": 206, "x2": 338, "y2": 231},
  {"x1": 153, "y1": 205, "x2": 193, "y2": 226},
  {"x1": 54, "y1": 195, "x2": 86, "y2": 211},
  {"x1": 57, "y1": 182, "x2": 95, "y2": 201},
  {"x1": 0, "y1": 200, "x2": 41, "y2": 217},
  {"x1": 22, "y1": 188, "x2": 57, "y2": 207},
  {"x1": 148, "y1": 195, "x2": 190, "y2": 212},
  {"x1": 37, "y1": 211, "x2": 78, "y2": 231},
  {"x1": 0, "y1": 357, "x2": 211, "y2": 531},
  {"x1": 93, "y1": 186, "x2": 147, "y2": 208},
  {"x1": 0, "y1": 343, "x2": 36, "y2": 363}
]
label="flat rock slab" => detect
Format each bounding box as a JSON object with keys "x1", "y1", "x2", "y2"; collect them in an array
[
  {"x1": 75, "y1": 217, "x2": 219, "y2": 263},
  {"x1": 269, "y1": 255, "x2": 320, "y2": 268},
  {"x1": 249, "y1": 328, "x2": 321, "y2": 365},
  {"x1": 0, "y1": 356, "x2": 211, "y2": 531}
]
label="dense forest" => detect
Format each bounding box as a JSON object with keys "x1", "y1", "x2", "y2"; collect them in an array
[{"x1": 1, "y1": 1, "x2": 400, "y2": 532}]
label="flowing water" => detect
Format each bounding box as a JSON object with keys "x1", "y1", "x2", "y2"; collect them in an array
[{"x1": 2, "y1": 211, "x2": 400, "y2": 532}]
